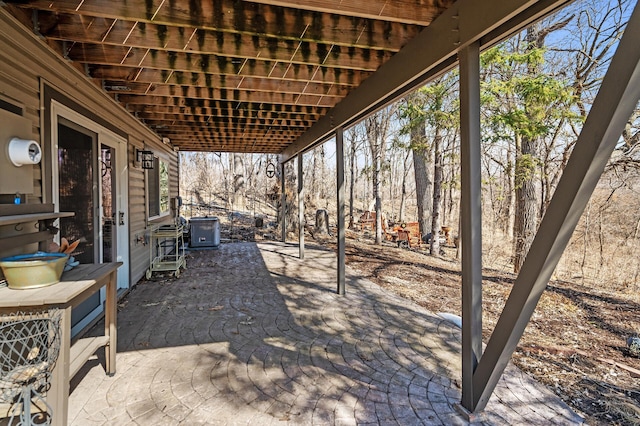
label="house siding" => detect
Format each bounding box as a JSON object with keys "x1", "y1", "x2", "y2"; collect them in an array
[{"x1": 0, "y1": 9, "x2": 180, "y2": 287}]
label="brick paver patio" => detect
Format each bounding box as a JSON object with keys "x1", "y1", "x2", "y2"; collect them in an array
[{"x1": 69, "y1": 242, "x2": 583, "y2": 425}]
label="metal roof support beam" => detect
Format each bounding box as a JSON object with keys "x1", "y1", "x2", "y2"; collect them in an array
[
  {"x1": 459, "y1": 41, "x2": 483, "y2": 414},
  {"x1": 282, "y1": 0, "x2": 572, "y2": 162},
  {"x1": 336, "y1": 128, "x2": 346, "y2": 295},
  {"x1": 280, "y1": 161, "x2": 286, "y2": 243},
  {"x1": 298, "y1": 153, "x2": 305, "y2": 259},
  {"x1": 471, "y1": 2, "x2": 640, "y2": 412}
]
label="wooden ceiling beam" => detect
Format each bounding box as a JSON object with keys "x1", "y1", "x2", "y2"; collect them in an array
[
  {"x1": 146, "y1": 125, "x2": 306, "y2": 136},
  {"x1": 10, "y1": 0, "x2": 422, "y2": 50},
  {"x1": 159, "y1": 130, "x2": 300, "y2": 140},
  {"x1": 116, "y1": 94, "x2": 330, "y2": 114},
  {"x1": 93, "y1": 66, "x2": 354, "y2": 93},
  {"x1": 244, "y1": 0, "x2": 453, "y2": 25},
  {"x1": 166, "y1": 136, "x2": 291, "y2": 148},
  {"x1": 173, "y1": 140, "x2": 285, "y2": 151},
  {"x1": 140, "y1": 119, "x2": 306, "y2": 133},
  {"x1": 67, "y1": 42, "x2": 372, "y2": 84},
  {"x1": 170, "y1": 138, "x2": 287, "y2": 146},
  {"x1": 176, "y1": 145, "x2": 284, "y2": 153},
  {"x1": 137, "y1": 115, "x2": 311, "y2": 128},
  {"x1": 40, "y1": 12, "x2": 396, "y2": 68},
  {"x1": 105, "y1": 83, "x2": 339, "y2": 107},
  {"x1": 126, "y1": 104, "x2": 320, "y2": 121}
]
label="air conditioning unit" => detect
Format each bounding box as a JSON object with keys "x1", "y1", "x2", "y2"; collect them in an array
[{"x1": 189, "y1": 217, "x2": 220, "y2": 248}]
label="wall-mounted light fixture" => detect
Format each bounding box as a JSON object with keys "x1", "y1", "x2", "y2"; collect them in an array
[{"x1": 136, "y1": 149, "x2": 154, "y2": 169}]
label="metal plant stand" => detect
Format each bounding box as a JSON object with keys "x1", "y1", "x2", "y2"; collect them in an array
[{"x1": 0, "y1": 309, "x2": 62, "y2": 425}]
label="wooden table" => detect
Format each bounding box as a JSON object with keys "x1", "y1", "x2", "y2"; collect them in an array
[{"x1": 0, "y1": 262, "x2": 121, "y2": 426}]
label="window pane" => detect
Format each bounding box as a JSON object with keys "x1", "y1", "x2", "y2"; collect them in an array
[
  {"x1": 148, "y1": 157, "x2": 160, "y2": 217},
  {"x1": 148, "y1": 157, "x2": 169, "y2": 219},
  {"x1": 159, "y1": 159, "x2": 169, "y2": 214}
]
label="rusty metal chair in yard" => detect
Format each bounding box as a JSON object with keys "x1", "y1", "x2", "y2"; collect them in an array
[
  {"x1": 358, "y1": 211, "x2": 375, "y2": 231},
  {"x1": 395, "y1": 222, "x2": 422, "y2": 249}
]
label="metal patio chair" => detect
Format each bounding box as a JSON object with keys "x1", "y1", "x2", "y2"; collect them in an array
[{"x1": 0, "y1": 309, "x2": 62, "y2": 425}]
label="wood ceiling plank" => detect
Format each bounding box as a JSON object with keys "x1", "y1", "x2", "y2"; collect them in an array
[
  {"x1": 165, "y1": 132, "x2": 293, "y2": 140},
  {"x1": 161, "y1": 135, "x2": 298, "y2": 145},
  {"x1": 167, "y1": 137, "x2": 292, "y2": 146},
  {"x1": 126, "y1": 104, "x2": 321, "y2": 121},
  {"x1": 244, "y1": 0, "x2": 453, "y2": 25},
  {"x1": 137, "y1": 115, "x2": 311, "y2": 128},
  {"x1": 140, "y1": 117, "x2": 306, "y2": 132},
  {"x1": 42, "y1": 12, "x2": 396, "y2": 68},
  {"x1": 145, "y1": 126, "x2": 307, "y2": 136},
  {"x1": 178, "y1": 145, "x2": 283, "y2": 153},
  {"x1": 105, "y1": 82, "x2": 340, "y2": 107},
  {"x1": 10, "y1": 0, "x2": 422, "y2": 50},
  {"x1": 67, "y1": 42, "x2": 373, "y2": 84},
  {"x1": 92, "y1": 65, "x2": 355, "y2": 94},
  {"x1": 160, "y1": 130, "x2": 300, "y2": 140},
  {"x1": 168, "y1": 142, "x2": 292, "y2": 150},
  {"x1": 116, "y1": 94, "x2": 330, "y2": 114}
]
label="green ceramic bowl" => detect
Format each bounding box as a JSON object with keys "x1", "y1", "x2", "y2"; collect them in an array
[{"x1": 0, "y1": 252, "x2": 69, "y2": 290}]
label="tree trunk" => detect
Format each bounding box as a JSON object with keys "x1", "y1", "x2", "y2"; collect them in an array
[
  {"x1": 513, "y1": 133, "x2": 539, "y2": 273},
  {"x1": 513, "y1": 25, "x2": 544, "y2": 273},
  {"x1": 399, "y1": 150, "x2": 410, "y2": 222},
  {"x1": 233, "y1": 153, "x2": 245, "y2": 212},
  {"x1": 283, "y1": 162, "x2": 298, "y2": 234},
  {"x1": 373, "y1": 154, "x2": 383, "y2": 244},
  {"x1": 506, "y1": 144, "x2": 515, "y2": 238},
  {"x1": 365, "y1": 110, "x2": 392, "y2": 245},
  {"x1": 412, "y1": 120, "x2": 432, "y2": 236},
  {"x1": 430, "y1": 131, "x2": 443, "y2": 256},
  {"x1": 348, "y1": 136, "x2": 357, "y2": 228},
  {"x1": 311, "y1": 149, "x2": 320, "y2": 209}
]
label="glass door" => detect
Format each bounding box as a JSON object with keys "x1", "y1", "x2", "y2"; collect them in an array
[
  {"x1": 57, "y1": 119, "x2": 101, "y2": 333},
  {"x1": 52, "y1": 101, "x2": 130, "y2": 337}
]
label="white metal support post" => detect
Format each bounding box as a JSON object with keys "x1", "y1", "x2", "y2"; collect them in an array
[
  {"x1": 336, "y1": 128, "x2": 346, "y2": 295},
  {"x1": 280, "y1": 161, "x2": 286, "y2": 243},
  {"x1": 459, "y1": 41, "x2": 483, "y2": 413},
  {"x1": 471, "y1": 2, "x2": 640, "y2": 412},
  {"x1": 298, "y1": 153, "x2": 305, "y2": 259}
]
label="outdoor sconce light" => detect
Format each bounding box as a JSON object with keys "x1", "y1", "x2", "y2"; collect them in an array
[{"x1": 136, "y1": 149, "x2": 154, "y2": 169}]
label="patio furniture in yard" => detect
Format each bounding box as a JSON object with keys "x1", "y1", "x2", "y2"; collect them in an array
[
  {"x1": 0, "y1": 309, "x2": 62, "y2": 425},
  {"x1": 395, "y1": 222, "x2": 423, "y2": 249}
]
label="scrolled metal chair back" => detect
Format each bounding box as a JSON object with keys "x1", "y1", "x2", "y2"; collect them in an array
[{"x1": 0, "y1": 309, "x2": 62, "y2": 426}]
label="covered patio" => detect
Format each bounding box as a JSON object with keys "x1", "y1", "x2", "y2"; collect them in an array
[
  {"x1": 1, "y1": 0, "x2": 639, "y2": 422},
  {"x1": 71, "y1": 242, "x2": 582, "y2": 425}
]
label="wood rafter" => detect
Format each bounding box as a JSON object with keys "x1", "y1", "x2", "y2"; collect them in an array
[
  {"x1": 14, "y1": 0, "x2": 422, "y2": 49},
  {"x1": 139, "y1": 117, "x2": 311, "y2": 130},
  {"x1": 40, "y1": 13, "x2": 396, "y2": 69},
  {"x1": 105, "y1": 84, "x2": 339, "y2": 107},
  {"x1": 92, "y1": 66, "x2": 354, "y2": 94}
]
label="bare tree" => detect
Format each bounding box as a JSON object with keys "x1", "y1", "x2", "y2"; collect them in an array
[
  {"x1": 346, "y1": 127, "x2": 364, "y2": 228},
  {"x1": 401, "y1": 92, "x2": 433, "y2": 236},
  {"x1": 364, "y1": 106, "x2": 395, "y2": 244}
]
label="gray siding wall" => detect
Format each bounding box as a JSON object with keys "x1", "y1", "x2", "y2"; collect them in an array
[{"x1": 0, "y1": 9, "x2": 179, "y2": 287}]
